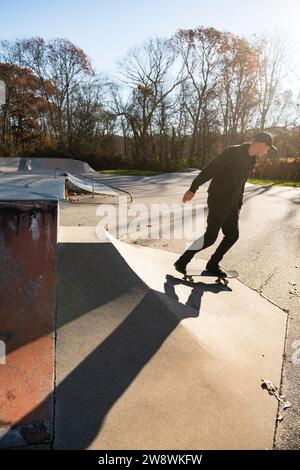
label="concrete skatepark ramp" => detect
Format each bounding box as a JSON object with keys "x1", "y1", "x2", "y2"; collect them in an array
[
  {"x1": 50, "y1": 227, "x2": 287, "y2": 450},
  {"x1": 0, "y1": 158, "x2": 21, "y2": 173},
  {"x1": 0, "y1": 157, "x2": 124, "y2": 200},
  {"x1": 0, "y1": 174, "x2": 66, "y2": 200},
  {"x1": 0, "y1": 160, "x2": 288, "y2": 449},
  {"x1": 22, "y1": 157, "x2": 95, "y2": 175},
  {"x1": 0, "y1": 157, "x2": 95, "y2": 175}
]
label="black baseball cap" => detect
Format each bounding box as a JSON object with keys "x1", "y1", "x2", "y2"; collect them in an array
[{"x1": 253, "y1": 132, "x2": 278, "y2": 151}]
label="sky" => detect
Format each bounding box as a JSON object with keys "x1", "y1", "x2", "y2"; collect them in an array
[{"x1": 1, "y1": 0, "x2": 300, "y2": 85}]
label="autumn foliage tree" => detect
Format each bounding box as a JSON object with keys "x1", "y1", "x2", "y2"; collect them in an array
[{"x1": 0, "y1": 30, "x2": 298, "y2": 174}]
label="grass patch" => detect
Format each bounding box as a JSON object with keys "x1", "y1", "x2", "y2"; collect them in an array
[
  {"x1": 97, "y1": 169, "x2": 165, "y2": 176},
  {"x1": 248, "y1": 178, "x2": 300, "y2": 188}
]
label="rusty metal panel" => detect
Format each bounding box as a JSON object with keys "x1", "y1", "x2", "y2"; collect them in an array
[{"x1": 0, "y1": 200, "x2": 57, "y2": 447}]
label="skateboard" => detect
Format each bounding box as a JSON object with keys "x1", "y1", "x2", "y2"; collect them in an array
[{"x1": 183, "y1": 269, "x2": 238, "y2": 286}]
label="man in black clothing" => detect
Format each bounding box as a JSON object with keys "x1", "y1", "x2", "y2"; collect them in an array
[{"x1": 174, "y1": 132, "x2": 277, "y2": 276}]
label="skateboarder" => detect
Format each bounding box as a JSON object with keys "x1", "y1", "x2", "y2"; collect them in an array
[{"x1": 174, "y1": 132, "x2": 277, "y2": 276}]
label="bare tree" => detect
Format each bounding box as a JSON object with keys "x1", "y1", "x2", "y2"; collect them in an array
[
  {"x1": 217, "y1": 34, "x2": 259, "y2": 146},
  {"x1": 116, "y1": 37, "x2": 184, "y2": 166},
  {"x1": 255, "y1": 34, "x2": 286, "y2": 130},
  {"x1": 18, "y1": 37, "x2": 94, "y2": 150},
  {"x1": 174, "y1": 27, "x2": 224, "y2": 164}
]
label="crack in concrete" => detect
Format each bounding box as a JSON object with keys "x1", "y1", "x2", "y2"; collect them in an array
[{"x1": 257, "y1": 269, "x2": 277, "y2": 294}]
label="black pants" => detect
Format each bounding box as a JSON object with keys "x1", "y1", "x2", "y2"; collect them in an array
[{"x1": 177, "y1": 200, "x2": 240, "y2": 267}]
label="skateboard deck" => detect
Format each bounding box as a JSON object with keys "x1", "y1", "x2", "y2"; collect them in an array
[{"x1": 183, "y1": 269, "x2": 238, "y2": 286}]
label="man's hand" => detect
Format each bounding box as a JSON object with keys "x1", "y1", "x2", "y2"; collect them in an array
[{"x1": 182, "y1": 190, "x2": 195, "y2": 203}]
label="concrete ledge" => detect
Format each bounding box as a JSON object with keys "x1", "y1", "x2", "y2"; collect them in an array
[{"x1": 0, "y1": 200, "x2": 58, "y2": 447}]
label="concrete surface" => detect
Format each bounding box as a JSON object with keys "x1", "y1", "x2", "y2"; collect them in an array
[
  {"x1": 0, "y1": 158, "x2": 21, "y2": 173},
  {"x1": 0, "y1": 172, "x2": 66, "y2": 200},
  {"x1": 23, "y1": 157, "x2": 95, "y2": 175},
  {"x1": 0, "y1": 157, "x2": 119, "y2": 200},
  {"x1": 53, "y1": 228, "x2": 286, "y2": 450},
  {"x1": 0, "y1": 158, "x2": 298, "y2": 449},
  {"x1": 0, "y1": 200, "x2": 58, "y2": 448},
  {"x1": 0, "y1": 157, "x2": 95, "y2": 175},
  {"x1": 59, "y1": 172, "x2": 300, "y2": 450}
]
